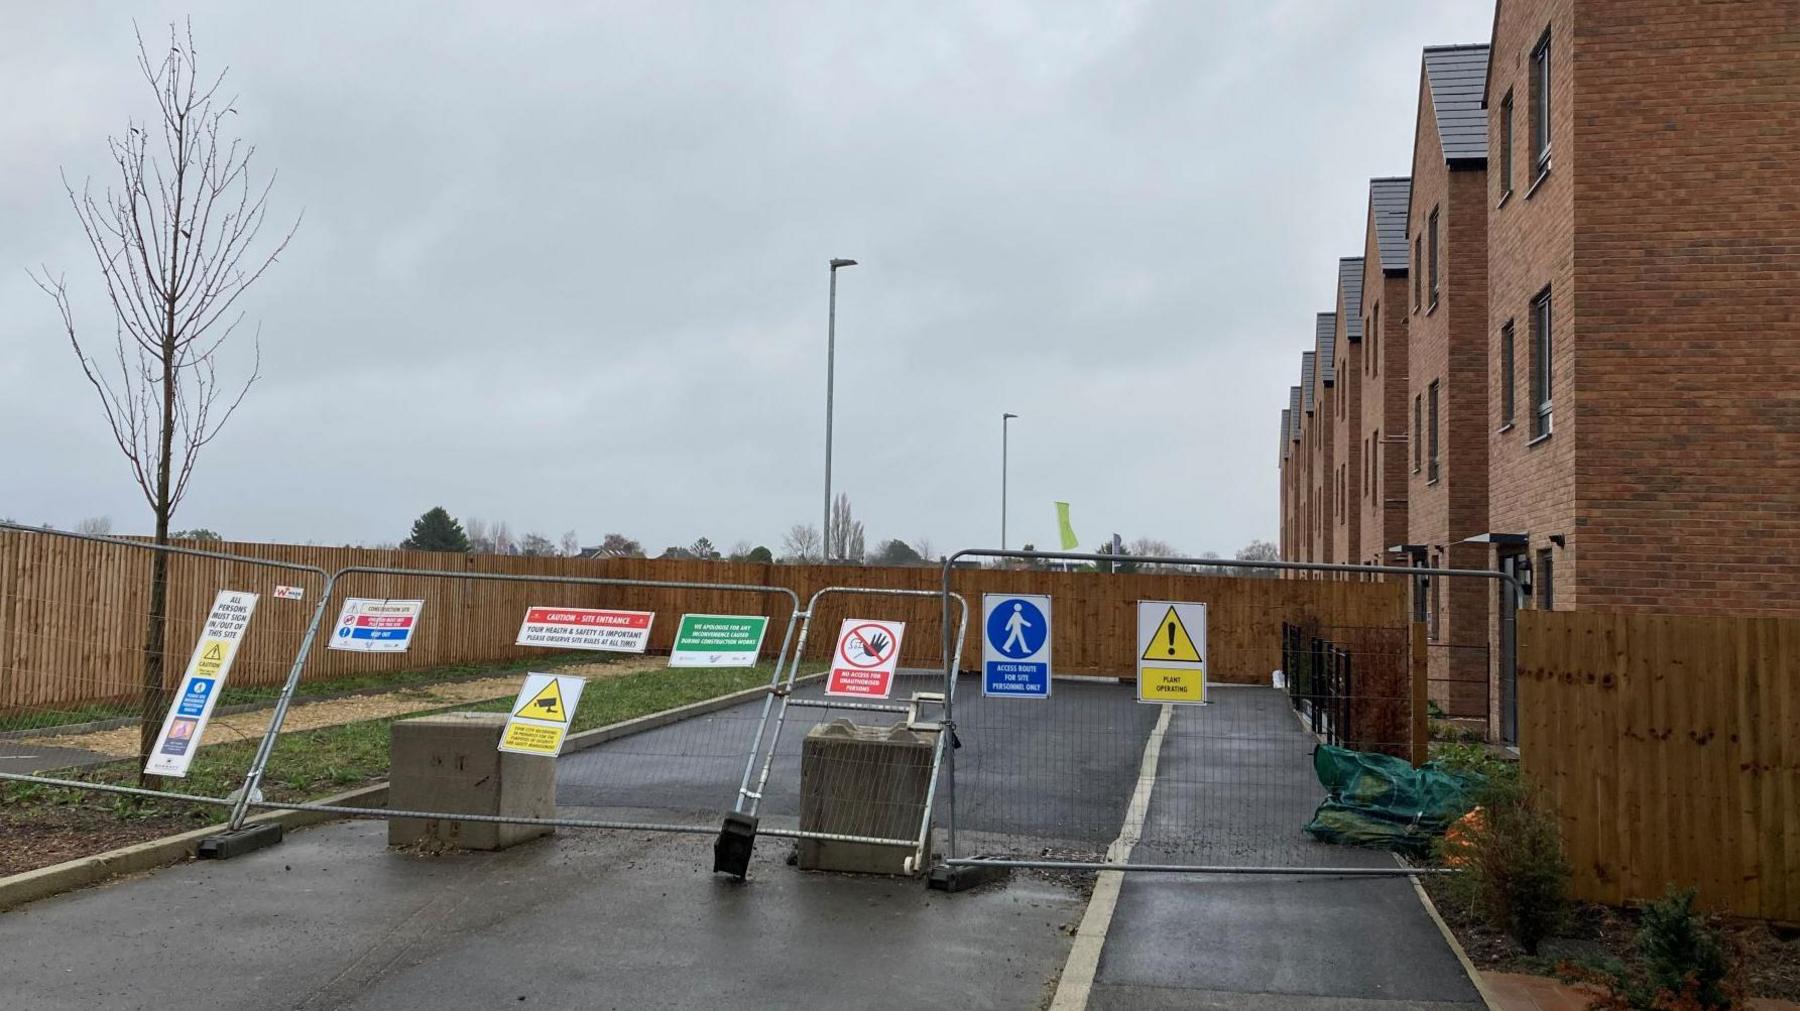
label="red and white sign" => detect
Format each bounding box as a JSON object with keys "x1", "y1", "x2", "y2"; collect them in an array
[
  {"x1": 515, "y1": 606, "x2": 655, "y2": 653},
  {"x1": 825, "y1": 618, "x2": 906, "y2": 698}
]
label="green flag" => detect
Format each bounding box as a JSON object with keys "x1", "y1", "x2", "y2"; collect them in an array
[{"x1": 1055, "y1": 502, "x2": 1080, "y2": 550}]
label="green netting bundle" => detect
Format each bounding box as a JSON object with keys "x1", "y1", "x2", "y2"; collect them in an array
[{"x1": 1303, "y1": 745, "x2": 1485, "y2": 856}]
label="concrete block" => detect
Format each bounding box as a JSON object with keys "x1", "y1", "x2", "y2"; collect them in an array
[
  {"x1": 387, "y1": 712, "x2": 556, "y2": 851},
  {"x1": 797, "y1": 718, "x2": 937, "y2": 875}
]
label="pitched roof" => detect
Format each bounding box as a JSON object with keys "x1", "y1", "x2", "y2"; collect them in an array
[
  {"x1": 1338, "y1": 259, "x2": 1365, "y2": 341},
  {"x1": 1316, "y1": 313, "x2": 1336, "y2": 384},
  {"x1": 1281, "y1": 408, "x2": 1292, "y2": 460},
  {"x1": 1423, "y1": 44, "x2": 1490, "y2": 162},
  {"x1": 1370, "y1": 178, "x2": 1412, "y2": 273},
  {"x1": 1301, "y1": 353, "x2": 1316, "y2": 412},
  {"x1": 1288, "y1": 386, "x2": 1302, "y2": 438}
]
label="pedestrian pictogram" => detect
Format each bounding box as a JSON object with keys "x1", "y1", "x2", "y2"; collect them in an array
[
  {"x1": 516, "y1": 678, "x2": 569, "y2": 723},
  {"x1": 982, "y1": 594, "x2": 1053, "y2": 699},
  {"x1": 1140, "y1": 606, "x2": 1202, "y2": 663}
]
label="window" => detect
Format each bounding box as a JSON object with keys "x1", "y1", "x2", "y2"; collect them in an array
[
  {"x1": 1413, "y1": 236, "x2": 1422, "y2": 310},
  {"x1": 1363, "y1": 438, "x2": 1370, "y2": 497},
  {"x1": 1499, "y1": 90, "x2": 1515, "y2": 198},
  {"x1": 1372, "y1": 430, "x2": 1379, "y2": 489},
  {"x1": 1427, "y1": 207, "x2": 1440, "y2": 310},
  {"x1": 1371, "y1": 304, "x2": 1380, "y2": 375},
  {"x1": 1500, "y1": 320, "x2": 1517, "y2": 427},
  {"x1": 1412, "y1": 395, "x2": 1423, "y2": 472},
  {"x1": 1529, "y1": 287, "x2": 1553, "y2": 439},
  {"x1": 1537, "y1": 548, "x2": 1555, "y2": 609},
  {"x1": 1364, "y1": 315, "x2": 1372, "y2": 375},
  {"x1": 1413, "y1": 561, "x2": 1430, "y2": 625},
  {"x1": 1427, "y1": 380, "x2": 1440, "y2": 483},
  {"x1": 1530, "y1": 29, "x2": 1552, "y2": 178}
]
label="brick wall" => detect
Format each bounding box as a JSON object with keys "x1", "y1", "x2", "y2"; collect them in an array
[
  {"x1": 1333, "y1": 304, "x2": 1362, "y2": 565},
  {"x1": 1359, "y1": 237, "x2": 1411, "y2": 566},
  {"x1": 1570, "y1": 0, "x2": 1800, "y2": 615}
]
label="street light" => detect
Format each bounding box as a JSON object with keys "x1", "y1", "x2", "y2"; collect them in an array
[
  {"x1": 823, "y1": 258, "x2": 858, "y2": 561},
  {"x1": 1002, "y1": 412, "x2": 1019, "y2": 551}
]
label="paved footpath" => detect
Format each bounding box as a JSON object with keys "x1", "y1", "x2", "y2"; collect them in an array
[{"x1": 1082, "y1": 687, "x2": 1485, "y2": 1010}]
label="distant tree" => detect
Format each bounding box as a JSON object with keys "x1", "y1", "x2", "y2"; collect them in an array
[
  {"x1": 489, "y1": 520, "x2": 516, "y2": 555},
  {"x1": 689, "y1": 537, "x2": 719, "y2": 560},
  {"x1": 519, "y1": 532, "x2": 556, "y2": 556},
  {"x1": 598, "y1": 533, "x2": 644, "y2": 558},
  {"x1": 1021, "y1": 542, "x2": 1047, "y2": 570},
  {"x1": 726, "y1": 540, "x2": 753, "y2": 561},
  {"x1": 559, "y1": 529, "x2": 579, "y2": 557},
  {"x1": 75, "y1": 516, "x2": 114, "y2": 536},
  {"x1": 171, "y1": 527, "x2": 221, "y2": 542},
  {"x1": 1128, "y1": 538, "x2": 1181, "y2": 573},
  {"x1": 745, "y1": 545, "x2": 774, "y2": 564},
  {"x1": 1095, "y1": 540, "x2": 1138, "y2": 574},
  {"x1": 912, "y1": 536, "x2": 936, "y2": 563},
  {"x1": 401, "y1": 507, "x2": 471, "y2": 552},
  {"x1": 873, "y1": 538, "x2": 923, "y2": 566},
  {"x1": 659, "y1": 545, "x2": 696, "y2": 560},
  {"x1": 826, "y1": 493, "x2": 865, "y2": 562},
  {"x1": 1236, "y1": 538, "x2": 1280, "y2": 577},
  {"x1": 464, "y1": 517, "x2": 492, "y2": 554},
  {"x1": 782, "y1": 523, "x2": 821, "y2": 563}
]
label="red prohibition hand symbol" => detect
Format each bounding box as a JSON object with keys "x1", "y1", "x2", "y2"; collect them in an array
[{"x1": 842, "y1": 624, "x2": 894, "y2": 667}]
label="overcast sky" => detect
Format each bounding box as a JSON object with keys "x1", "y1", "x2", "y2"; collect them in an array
[{"x1": 1, "y1": 1, "x2": 1493, "y2": 556}]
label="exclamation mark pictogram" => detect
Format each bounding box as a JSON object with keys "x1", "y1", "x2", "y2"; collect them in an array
[{"x1": 1167, "y1": 620, "x2": 1176, "y2": 656}]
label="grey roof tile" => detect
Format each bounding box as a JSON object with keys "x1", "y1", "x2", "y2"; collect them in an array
[
  {"x1": 1370, "y1": 178, "x2": 1411, "y2": 272},
  {"x1": 1281, "y1": 408, "x2": 1292, "y2": 460},
  {"x1": 1316, "y1": 313, "x2": 1336, "y2": 384},
  {"x1": 1289, "y1": 387, "x2": 1302, "y2": 439},
  {"x1": 1423, "y1": 45, "x2": 1490, "y2": 162},
  {"x1": 1302, "y1": 352, "x2": 1317, "y2": 412},
  {"x1": 1338, "y1": 259, "x2": 1365, "y2": 340}
]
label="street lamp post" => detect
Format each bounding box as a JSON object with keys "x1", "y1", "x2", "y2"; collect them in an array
[
  {"x1": 1002, "y1": 412, "x2": 1018, "y2": 551},
  {"x1": 823, "y1": 258, "x2": 857, "y2": 562}
]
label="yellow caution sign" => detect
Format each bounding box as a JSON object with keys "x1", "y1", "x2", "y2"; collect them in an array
[
  {"x1": 514, "y1": 678, "x2": 569, "y2": 723},
  {"x1": 194, "y1": 639, "x2": 230, "y2": 678},
  {"x1": 1140, "y1": 666, "x2": 1206, "y2": 703},
  {"x1": 499, "y1": 721, "x2": 567, "y2": 755},
  {"x1": 1140, "y1": 606, "x2": 1202, "y2": 663}
]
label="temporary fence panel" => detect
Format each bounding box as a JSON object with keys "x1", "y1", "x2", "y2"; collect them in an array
[
  {"x1": 937, "y1": 547, "x2": 1518, "y2": 877},
  {"x1": 232, "y1": 564, "x2": 803, "y2": 841},
  {"x1": 735, "y1": 586, "x2": 968, "y2": 871},
  {"x1": 1519, "y1": 608, "x2": 1800, "y2": 921},
  {"x1": 0, "y1": 523, "x2": 329, "y2": 855}
]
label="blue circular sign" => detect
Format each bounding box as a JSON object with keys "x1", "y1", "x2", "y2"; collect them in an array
[{"x1": 986, "y1": 598, "x2": 1047, "y2": 658}]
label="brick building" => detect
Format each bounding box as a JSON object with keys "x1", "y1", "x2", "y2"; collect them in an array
[
  {"x1": 1359, "y1": 178, "x2": 1412, "y2": 567},
  {"x1": 1405, "y1": 44, "x2": 1492, "y2": 716},
  {"x1": 1331, "y1": 260, "x2": 1365, "y2": 566}
]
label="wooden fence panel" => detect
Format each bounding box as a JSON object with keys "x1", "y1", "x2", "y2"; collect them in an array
[
  {"x1": 0, "y1": 529, "x2": 1407, "y2": 710},
  {"x1": 1520, "y1": 608, "x2": 1799, "y2": 921}
]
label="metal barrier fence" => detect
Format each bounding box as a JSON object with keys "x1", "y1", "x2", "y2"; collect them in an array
[
  {"x1": 936, "y1": 548, "x2": 1518, "y2": 881},
  {"x1": 731, "y1": 586, "x2": 968, "y2": 873},
  {"x1": 0, "y1": 522, "x2": 330, "y2": 850},
  {"x1": 229, "y1": 564, "x2": 806, "y2": 843}
]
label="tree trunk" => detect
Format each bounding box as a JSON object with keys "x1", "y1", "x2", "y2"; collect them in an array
[{"x1": 137, "y1": 270, "x2": 180, "y2": 787}]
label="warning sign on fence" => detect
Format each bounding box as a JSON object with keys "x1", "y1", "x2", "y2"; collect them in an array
[
  {"x1": 515, "y1": 606, "x2": 654, "y2": 653},
  {"x1": 328, "y1": 598, "x2": 423, "y2": 653},
  {"x1": 825, "y1": 618, "x2": 905, "y2": 698},
  {"x1": 145, "y1": 590, "x2": 260, "y2": 777},
  {"x1": 497, "y1": 672, "x2": 587, "y2": 756},
  {"x1": 668, "y1": 614, "x2": 768, "y2": 668},
  {"x1": 1136, "y1": 600, "x2": 1208, "y2": 705}
]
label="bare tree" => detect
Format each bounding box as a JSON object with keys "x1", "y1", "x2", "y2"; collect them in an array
[
  {"x1": 689, "y1": 536, "x2": 719, "y2": 560},
  {"x1": 911, "y1": 536, "x2": 935, "y2": 563},
  {"x1": 827, "y1": 493, "x2": 865, "y2": 562},
  {"x1": 519, "y1": 532, "x2": 555, "y2": 556},
  {"x1": 75, "y1": 516, "x2": 114, "y2": 536},
  {"x1": 559, "y1": 529, "x2": 579, "y2": 557},
  {"x1": 727, "y1": 539, "x2": 753, "y2": 561},
  {"x1": 32, "y1": 22, "x2": 298, "y2": 775},
  {"x1": 1235, "y1": 538, "x2": 1280, "y2": 578},
  {"x1": 598, "y1": 533, "x2": 643, "y2": 558},
  {"x1": 465, "y1": 517, "x2": 493, "y2": 554},
  {"x1": 490, "y1": 520, "x2": 516, "y2": 555},
  {"x1": 782, "y1": 523, "x2": 821, "y2": 563},
  {"x1": 1128, "y1": 538, "x2": 1182, "y2": 573}
]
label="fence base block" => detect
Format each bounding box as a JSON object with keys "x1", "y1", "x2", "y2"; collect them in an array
[
  {"x1": 196, "y1": 823, "x2": 283, "y2": 861},
  {"x1": 713, "y1": 813, "x2": 757, "y2": 879},
  {"x1": 927, "y1": 861, "x2": 1009, "y2": 893}
]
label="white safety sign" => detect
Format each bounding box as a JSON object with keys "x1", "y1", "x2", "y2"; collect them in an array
[
  {"x1": 515, "y1": 606, "x2": 654, "y2": 653},
  {"x1": 982, "y1": 593, "x2": 1052, "y2": 698},
  {"x1": 145, "y1": 590, "x2": 260, "y2": 777},
  {"x1": 1136, "y1": 600, "x2": 1208, "y2": 705},
  {"x1": 824, "y1": 618, "x2": 905, "y2": 698},
  {"x1": 328, "y1": 598, "x2": 424, "y2": 653},
  {"x1": 497, "y1": 672, "x2": 588, "y2": 756}
]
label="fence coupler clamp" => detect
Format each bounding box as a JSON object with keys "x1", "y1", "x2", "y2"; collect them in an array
[{"x1": 943, "y1": 720, "x2": 962, "y2": 750}]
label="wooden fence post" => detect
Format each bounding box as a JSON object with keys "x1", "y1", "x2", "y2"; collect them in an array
[{"x1": 1411, "y1": 621, "x2": 1429, "y2": 767}]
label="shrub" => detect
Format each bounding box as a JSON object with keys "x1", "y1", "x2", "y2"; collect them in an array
[{"x1": 1437, "y1": 775, "x2": 1569, "y2": 954}]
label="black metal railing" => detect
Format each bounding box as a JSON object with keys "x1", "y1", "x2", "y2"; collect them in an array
[{"x1": 1281, "y1": 622, "x2": 1353, "y2": 747}]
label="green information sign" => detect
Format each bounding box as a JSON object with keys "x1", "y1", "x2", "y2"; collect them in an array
[{"x1": 669, "y1": 613, "x2": 770, "y2": 668}]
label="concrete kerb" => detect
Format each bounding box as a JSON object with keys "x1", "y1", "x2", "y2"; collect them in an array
[{"x1": 0, "y1": 673, "x2": 827, "y2": 913}]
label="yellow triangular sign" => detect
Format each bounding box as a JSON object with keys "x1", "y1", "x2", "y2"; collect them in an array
[
  {"x1": 515, "y1": 678, "x2": 568, "y2": 723},
  {"x1": 1142, "y1": 606, "x2": 1202, "y2": 663},
  {"x1": 202, "y1": 642, "x2": 224, "y2": 662}
]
